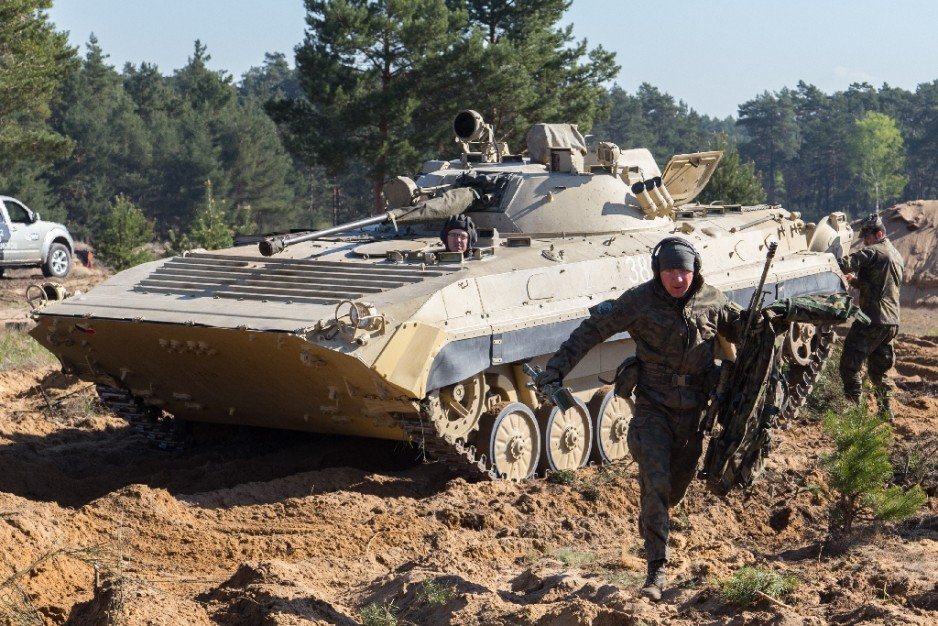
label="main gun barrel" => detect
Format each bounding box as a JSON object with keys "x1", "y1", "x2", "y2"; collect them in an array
[
  {"x1": 258, "y1": 186, "x2": 480, "y2": 256},
  {"x1": 259, "y1": 214, "x2": 391, "y2": 257}
]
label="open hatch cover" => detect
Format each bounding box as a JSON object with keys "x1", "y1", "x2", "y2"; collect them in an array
[{"x1": 662, "y1": 150, "x2": 723, "y2": 206}]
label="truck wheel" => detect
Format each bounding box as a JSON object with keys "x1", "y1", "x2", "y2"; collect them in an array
[{"x1": 42, "y1": 243, "x2": 71, "y2": 278}]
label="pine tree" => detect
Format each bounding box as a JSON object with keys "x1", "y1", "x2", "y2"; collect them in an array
[
  {"x1": 0, "y1": 0, "x2": 77, "y2": 166},
  {"x1": 93, "y1": 195, "x2": 155, "y2": 271},
  {"x1": 823, "y1": 403, "x2": 926, "y2": 536},
  {"x1": 50, "y1": 36, "x2": 152, "y2": 238},
  {"x1": 737, "y1": 89, "x2": 800, "y2": 205},
  {"x1": 276, "y1": 0, "x2": 618, "y2": 217},
  {"x1": 274, "y1": 0, "x2": 464, "y2": 215},
  {"x1": 697, "y1": 136, "x2": 766, "y2": 206},
  {"x1": 170, "y1": 180, "x2": 236, "y2": 252}
]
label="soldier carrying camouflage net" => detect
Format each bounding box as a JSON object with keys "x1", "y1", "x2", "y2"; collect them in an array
[
  {"x1": 537, "y1": 237, "x2": 753, "y2": 602},
  {"x1": 837, "y1": 213, "x2": 903, "y2": 420}
]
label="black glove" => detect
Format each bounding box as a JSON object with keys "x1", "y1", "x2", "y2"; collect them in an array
[
  {"x1": 534, "y1": 367, "x2": 562, "y2": 395},
  {"x1": 740, "y1": 308, "x2": 767, "y2": 334}
]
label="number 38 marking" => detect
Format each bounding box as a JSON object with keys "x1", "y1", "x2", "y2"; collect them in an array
[{"x1": 625, "y1": 255, "x2": 653, "y2": 284}]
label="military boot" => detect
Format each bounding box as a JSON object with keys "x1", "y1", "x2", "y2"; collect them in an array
[
  {"x1": 875, "y1": 388, "x2": 895, "y2": 423},
  {"x1": 640, "y1": 559, "x2": 667, "y2": 602}
]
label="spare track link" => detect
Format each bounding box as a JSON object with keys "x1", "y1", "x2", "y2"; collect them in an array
[
  {"x1": 396, "y1": 402, "x2": 501, "y2": 481},
  {"x1": 778, "y1": 324, "x2": 836, "y2": 423},
  {"x1": 95, "y1": 384, "x2": 187, "y2": 451},
  {"x1": 738, "y1": 324, "x2": 838, "y2": 489}
]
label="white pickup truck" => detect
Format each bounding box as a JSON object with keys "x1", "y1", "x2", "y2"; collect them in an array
[{"x1": 0, "y1": 195, "x2": 74, "y2": 278}]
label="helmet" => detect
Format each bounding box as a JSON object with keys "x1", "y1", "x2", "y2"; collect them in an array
[
  {"x1": 858, "y1": 213, "x2": 884, "y2": 236},
  {"x1": 651, "y1": 237, "x2": 701, "y2": 277},
  {"x1": 440, "y1": 214, "x2": 478, "y2": 248}
]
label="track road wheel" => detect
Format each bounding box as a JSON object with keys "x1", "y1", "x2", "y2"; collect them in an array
[
  {"x1": 431, "y1": 373, "x2": 487, "y2": 440},
  {"x1": 783, "y1": 322, "x2": 816, "y2": 366},
  {"x1": 587, "y1": 385, "x2": 634, "y2": 464},
  {"x1": 537, "y1": 396, "x2": 593, "y2": 473},
  {"x1": 476, "y1": 402, "x2": 540, "y2": 481}
]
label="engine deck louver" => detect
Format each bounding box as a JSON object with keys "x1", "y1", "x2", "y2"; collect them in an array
[{"x1": 133, "y1": 253, "x2": 457, "y2": 305}]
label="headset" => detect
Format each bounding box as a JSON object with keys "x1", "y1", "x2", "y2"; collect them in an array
[{"x1": 650, "y1": 237, "x2": 701, "y2": 275}]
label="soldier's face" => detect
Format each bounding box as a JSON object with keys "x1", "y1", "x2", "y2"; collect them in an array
[
  {"x1": 446, "y1": 229, "x2": 470, "y2": 253},
  {"x1": 862, "y1": 230, "x2": 884, "y2": 246},
  {"x1": 660, "y1": 268, "x2": 695, "y2": 298}
]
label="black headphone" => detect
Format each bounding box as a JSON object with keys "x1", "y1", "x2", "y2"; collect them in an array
[{"x1": 650, "y1": 237, "x2": 701, "y2": 275}]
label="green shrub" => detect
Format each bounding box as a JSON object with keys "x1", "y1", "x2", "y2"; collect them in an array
[
  {"x1": 93, "y1": 194, "x2": 155, "y2": 271},
  {"x1": 547, "y1": 469, "x2": 576, "y2": 485},
  {"x1": 167, "y1": 180, "x2": 255, "y2": 254},
  {"x1": 416, "y1": 579, "x2": 457, "y2": 606},
  {"x1": 721, "y1": 567, "x2": 798, "y2": 606},
  {"x1": 360, "y1": 601, "x2": 397, "y2": 626},
  {"x1": 823, "y1": 402, "x2": 926, "y2": 534}
]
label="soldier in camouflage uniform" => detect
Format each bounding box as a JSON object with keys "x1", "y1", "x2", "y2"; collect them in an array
[
  {"x1": 537, "y1": 237, "x2": 747, "y2": 602},
  {"x1": 837, "y1": 213, "x2": 903, "y2": 420}
]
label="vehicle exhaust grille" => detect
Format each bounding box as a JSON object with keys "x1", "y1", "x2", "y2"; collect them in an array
[{"x1": 133, "y1": 253, "x2": 458, "y2": 305}]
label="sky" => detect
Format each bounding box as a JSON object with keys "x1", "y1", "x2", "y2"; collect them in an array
[{"x1": 47, "y1": 0, "x2": 938, "y2": 120}]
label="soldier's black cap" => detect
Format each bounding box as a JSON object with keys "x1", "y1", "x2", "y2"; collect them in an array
[
  {"x1": 657, "y1": 244, "x2": 697, "y2": 272},
  {"x1": 858, "y1": 213, "x2": 885, "y2": 235},
  {"x1": 440, "y1": 214, "x2": 478, "y2": 247}
]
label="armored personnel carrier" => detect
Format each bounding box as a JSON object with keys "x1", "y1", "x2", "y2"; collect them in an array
[{"x1": 28, "y1": 111, "x2": 852, "y2": 480}]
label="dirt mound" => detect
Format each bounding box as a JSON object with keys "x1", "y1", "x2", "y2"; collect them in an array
[
  {"x1": 0, "y1": 333, "x2": 935, "y2": 625},
  {"x1": 878, "y1": 200, "x2": 938, "y2": 307}
]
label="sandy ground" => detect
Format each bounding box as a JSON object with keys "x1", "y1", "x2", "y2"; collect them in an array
[{"x1": 0, "y1": 299, "x2": 935, "y2": 622}]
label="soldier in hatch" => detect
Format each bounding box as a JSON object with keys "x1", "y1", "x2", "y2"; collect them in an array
[
  {"x1": 440, "y1": 214, "x2": 478, "y2": 254},
  {"x1": 837, "y1": 213, "x2": 903, "y2": 420},
  {"x1": 537, "y1": 237, "x2": 749, "y2": 602}
]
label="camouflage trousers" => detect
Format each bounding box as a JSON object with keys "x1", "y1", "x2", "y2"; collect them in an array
[
  {"x1": 626, "y1": 398, "x2": 704, "y2": 563},
  {"x1": 839, "y1": 323, "x2": 899, "y2": 400}
]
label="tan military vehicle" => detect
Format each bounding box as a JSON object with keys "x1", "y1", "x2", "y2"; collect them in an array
[{"x1": 28, "y1": 111, "x2": 852, "y2": 480}]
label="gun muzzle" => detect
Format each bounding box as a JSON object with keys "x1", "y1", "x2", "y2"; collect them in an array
[{"x1": 259, "y1": 237, "x2": 286, "y2": 257}]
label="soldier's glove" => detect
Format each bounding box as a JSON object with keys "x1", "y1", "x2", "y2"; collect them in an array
[
  {"x1": 741, "y1": 308, "x2": 767, "y2": 334},
  {"x1": 534, "y1": 367, "x2": 562, "y2": 396}
]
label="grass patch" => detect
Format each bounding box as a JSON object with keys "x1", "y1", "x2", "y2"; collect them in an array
[
  {"x1": 671, "y1": 505, "x2": 690, "y2": 531},
  {"x1": 0, "y1": 329, "x2": 56, "y2": 371},
  {"x1": 360, "y1": 601, "x2": 398, "y2": 626},
  {"x1": 802, "y1": 344, "x2": 845, "y2": 420},
  {"x1": 67, "y1": 394, "x2": 103, "y2": 419},
  {"x1": 599, "y1": 566, "x2": 643, "y2": 587},
  {"x1": 553, "y1": 547, "x2": 596, "y2": 568},
  {"x1": 547, "y1": 469, "x2": 577, "y2": 485},
  {"x1": 572, "y1": 464, "x2": 631, "y2": 502},
  {"x1": 416, "y1": 579, "x2": 457, "y2": 606},
  {"x1": 892, "y1": 435, "x2": 938, "y2": 495},
  {"x1": 721, "y1": 567, "x2": 799, "y2": 606}
]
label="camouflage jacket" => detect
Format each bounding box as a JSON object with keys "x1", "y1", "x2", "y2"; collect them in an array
[
  {"x1": 546, "y1": 277, "x2": 743, "y2": 411},
  {"x1": 837, "y1": 239, "x2": 903, "y2": 325}
]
